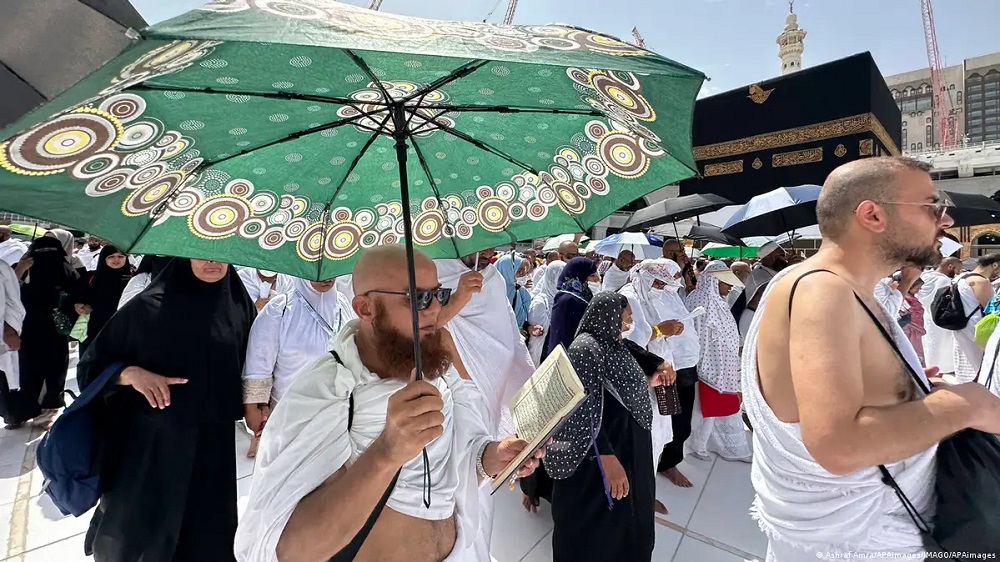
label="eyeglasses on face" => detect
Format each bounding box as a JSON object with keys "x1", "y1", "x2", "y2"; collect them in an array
[
  {"x1": 363, "y1": 287, "x2": 453, "y2": 311},
  {"x1": 868, "y1": 200, "x2": 953, "y2": 220}
]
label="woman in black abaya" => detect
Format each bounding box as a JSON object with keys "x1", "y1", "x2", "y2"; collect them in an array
[
  {"x1": 16, "y1": 235, "x2": 79, "y2": 427},
  {"x1": 545, "y1": 293, "x2": 659, "y2": 562},
  {"x1": 77, "y1": 258, "x2": 255, "y2": 562},
  {"x1": 73, "y1": 245, "x2": 133, "y2": 356}
]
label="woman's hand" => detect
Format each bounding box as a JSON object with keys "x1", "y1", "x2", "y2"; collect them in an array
[
  {"x1": 14, "y1": 255, "x2": 32, "y2": 279},
  {"x1": 118, "y1": 366, "x2": 188, "y2": 409},
  {"x1": 244, "y1": 403, "x2": 271, "y2": 435},
  {"x1": 528, "y1": 325, "x2": 545, "y2": 337},
  {"x1": 600, "y1": 454, "x2": 629, "y2": 500},
  {"x1": 74, "y1": 303, "x2": 93, "y2": 316},
  {"x1": 651, "y1": 363, "x2": 676, "y2": 386},
  {"x1": 656, "y1": 319, "x2": 684, "y2": 337}
]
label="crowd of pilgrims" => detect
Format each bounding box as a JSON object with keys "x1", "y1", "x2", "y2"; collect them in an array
[{"x1": 0, "y1": 222, "x2": 996, "y2": 561}]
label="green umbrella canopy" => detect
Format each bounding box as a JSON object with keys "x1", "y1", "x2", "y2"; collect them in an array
[
  {"x1": 700, "y1": 242, "x2": 759, "y2": 259},
  {"x1": 0, "y1": 0, "x2": 704, "y2": 281}
]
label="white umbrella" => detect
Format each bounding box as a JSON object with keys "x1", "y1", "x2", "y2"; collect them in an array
[
  {"x1": 541, "y1": 234, "x2": 589, "y2": 254},
  {"x1": 592, "y1": 232, "x2": 662, "y2": 260}
]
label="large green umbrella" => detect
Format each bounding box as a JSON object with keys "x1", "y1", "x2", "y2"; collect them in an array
[
  {"x1": 0, "y1": 0, "x2": 703, "y2": 381},
  {"x1": 0, "y1": 0, "x2": 703, "y2": 282}
]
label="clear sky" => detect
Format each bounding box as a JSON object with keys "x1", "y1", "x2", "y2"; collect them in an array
[{"x1": 133, "y1": 0, "x2": 997, "y2": 97}]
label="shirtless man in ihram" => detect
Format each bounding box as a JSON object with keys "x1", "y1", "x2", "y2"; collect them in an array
[
  {"x1": 743, "y1": 157, "x2": 1000, "y2": 561},
  {"x1": 235, "y1": 245, "x2": 543, "y2": 562}
]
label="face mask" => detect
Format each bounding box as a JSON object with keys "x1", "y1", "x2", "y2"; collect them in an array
[
  {"x1": 588, "y1": 282, "x2": 602, "y2": 294},
  {"x1": 621, "y1": 321, "x2": 633, "y2": 334},
  {"x1": 516, "y1": 275, "x2": 529, "y2": 286},
  {"x1": 650, "y1": 285, "x2": 664, "y2": 292}
]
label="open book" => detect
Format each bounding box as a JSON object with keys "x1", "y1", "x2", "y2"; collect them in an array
[{"x1": 490, "y1": 345, "x2": 587, "y2": 493}]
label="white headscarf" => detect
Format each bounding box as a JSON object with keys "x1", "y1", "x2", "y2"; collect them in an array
[
  {"x1": 684, "y1": 261, "x2": 741, "y2": 393},
  {"x1": 536, "y1": 260, "x2": 565, "y2": 304},
  {"x1": 289, "y1": 277, "x2": 342, "y2": 333},
  {"x1": 46, "y1": 229, "x2": 85, "y2": 270}
]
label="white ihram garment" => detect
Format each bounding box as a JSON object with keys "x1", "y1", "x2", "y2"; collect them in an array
[
  {"x1": 235, "y1": 321, "x2": 492, "y2": 562},
  {"x1": 976, "y1": 325, "x2": 1000, "y2": 398},
  {"x1": 435, "y1": 259, "x2": 536, "y2": 562},
  {"x1": 242, "y1": 278, "x2": 355, "y2": 404},
  {"x1": 527, "y1": 261, "x2": 565, "y2": 366},
  {"x1": 0, "y1": 262, "x2": 24, "y2": 388},
  {"x1": 0, "y1": 239, "x2": 27, "y2": 267},
  {"x1": 874, "y1": 279, "x2": 904, "y2": 319},
  {"x1": 916, "y1": 271, "x2": 954, "y2": 373},
  {"x1": 238, "y1": 268, "x2": 293, "y2": 301},
  {"x1": 742, "y1": 266, "x2": 936, "y2": 561},
  {"x1": 601, "y1": 263, "x2": 630, "y2": 293},
  {"x1": 952, "y1": 274, "x2": 985, "y2": 383}
]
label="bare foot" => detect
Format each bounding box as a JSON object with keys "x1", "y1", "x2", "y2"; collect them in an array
[
  {"x1": 654, "y1": 499, "x2": 668, "y2": 515},
  {"x1": 521, "y1": 494, "x2": 538, "y2": 513},
  {"x1": 4, "y1": 423, "x2": 23, "y2": 430},
  {"x1": 659, "y1": 467, "x2": 693, "y2": 488},
  {"x1": 246, "y1": 435, "x2": 259, "y2": 459}
]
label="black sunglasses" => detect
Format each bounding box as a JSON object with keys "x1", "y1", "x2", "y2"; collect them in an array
[{"x1": 363, "y1": 288, "x2": 452, "y2": 311}]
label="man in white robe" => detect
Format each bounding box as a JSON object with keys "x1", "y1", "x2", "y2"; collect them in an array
[
  {"x1": 0, "y1": 260, "x2": 25, "y2": 427},
  {"x1": 235, "y1": 246, "x2": 542, "y2": 562},
  {"x1": 0, "y1": 227, "x2": 27, "y2": 267},
  {"x1": 738, "y1": 241, "x2": 787, "y2": 342},
  {"x1": 238, "y1": 268, "x2": 293, "y2": 311},
  {"x1": 601, "y1": 250, "x2": 635, "y2": 293},
  {"x1": 917, "y1": 257, "x2": 960, "y2": 373},
  {"x1": 77, "y1": 236, "x2": 104, "y2": 272},
  {"x1": 435, "y1": 252, "x2": 536, "y2": 560},
  {"x1": 950, "y1": 255, "x2": 998, "y2": 382}
]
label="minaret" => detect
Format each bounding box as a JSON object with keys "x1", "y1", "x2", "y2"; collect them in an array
[{"x1": 777, "y1": 0, "x2": 806, "y2": 75}]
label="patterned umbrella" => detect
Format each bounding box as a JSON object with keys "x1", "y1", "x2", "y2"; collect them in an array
[{"x1": 0, "y1": 0, "x2": 703, "y2": 283}]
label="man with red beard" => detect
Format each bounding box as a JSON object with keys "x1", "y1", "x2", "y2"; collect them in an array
[{"x1": 236, "y1": 245, "x2": 543, "y2": 562}]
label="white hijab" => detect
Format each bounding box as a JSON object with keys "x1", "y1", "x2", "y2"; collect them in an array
[{"x1": 289, "y1": 277, "x2": 342, "y2": 333}]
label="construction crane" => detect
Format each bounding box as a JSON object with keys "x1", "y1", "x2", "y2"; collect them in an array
[
  {"x1": 631, "y1": 27, "x2": 645, "y2": 48},
  {"x1": 369, "y1": 0, "x2": 384, "y2": 10},
  {"x1": 502, "y1": 0, "x2": 518, "y2": 25},
  {"x1": 920, "y1": 0, "x2": 954, "y2": 148}
]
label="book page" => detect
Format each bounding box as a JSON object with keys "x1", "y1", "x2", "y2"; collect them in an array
[{"x1": 491, "y1": 346, "x2": 585, "y2": 492}]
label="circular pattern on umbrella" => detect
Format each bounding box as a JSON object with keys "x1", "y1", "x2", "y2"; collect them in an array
[
  {"x1": 190, "y1": 195, "x2": 251, "y2": 238},
  {"x1": 536, "y1": 186, "x2": 558, "y2": 206},
  {"x1": 124, "y1": 148, "x2": 163, "y2": 168},
  {"x1": 599, "y1": 132, "x2": 649, "y2": 178},
  {"x1": 296, "y1": 222, "x2": 324, "y2": 260},
  {"x1": 127, "y1": 162, "x2": 169, "y2": 189},
  {"x1": 283, "y1": 217, "x2": 309, "y2": 239},
  {"x1": 420, "y1": 198, "x2": 439, "y2": 212},
  {"x1": 258, "y1": 227, "x2": 286, "y2": 250},
  {"x1": 325, "y1": 221, "x2": 362, "y2": 260},
  {"x1": 254, "y1": 0, "x2": 327, "y2": 19},
  {"x1": 289, "y1": 197, "x2": 309, "y2": 216},
  {"x1": 509, "y1": 202, "x2": 527, "y2": 221},
  {"x1": 1, "y1": 109, "x2": 123, "y2": 175},
  {"x1": 165, "y1": 186, "x2": 203, "y2": 214},
  {"x1": 180, "y1": 157, "x2": 204, "y2": 175},
  {"x1": 478, "y1": 35, "x2": 536, "y2": 53},
  {"x1": 585, "y1": 120, "x2": 610, "y2": 141},
  {"x1": 496, "y1": 182, "x2": 517, "y2": 202},
  {"x1": 454, "y1": 223, "x2": 473, "y2": 240},
  {"x1": 412, "y1": 210, "x2": 445, "y2": 245},
  {"x1": 527, "y1": 202, "x2": 548, "y2": 220},
  {"x1": 476, "y1": 198, "x2": 511, "y2": 233},
  {"x1": 530, "y1": 36, "x2": 580, "y2": 50},
  {"x1": 354, "y1": 208, "x2": 376, "y2": 229},
  {"x1": 518, "y1": 186, "x2": 535, "y2": 202},
  {"x1": 572, "y1": 32, "x2": 645, "y2": 56},
  {"x1": 98, "y1": 94, "x2": 146, "y2": 123},
  {"x1": 332, "y1": 207, "x2": 352, "y2": 222},
  {"x1": 224, "y1": 179, "x2": 255, "y2": 197},
  {"x1": 289, "y1": 55, "x2": 312, "y2": 67},
  {"x1": 574, "y1": 181, "x2": 592, "y2": 200},
  {"x1": 590, "y1": 73, "x2": 653, "y2": 121},
  {"x1": 118, "y1": 120, "x2": 161, "y2": 151},
  {"x1": 85, "y1": 168, "x2": 132, "y2": 197},
  {"x1": 587, "y1": 175, "x2": 611, "y2": 196},
  {"x1": 269, "y1": 208, "x2": 293, "y2": 225},
  {"x1": 238, "y1": 218, "x2": 267, "y2": 240},
  {"x1": 582, "y1": 154, "x2": 608, "y2": 178},
  {"x1": 379, "y1": 231, "x2": 400, "y2": 245},
  {"x1": 155, "y1": 131, "x2": 181, "y2": 148},
  {"x1": 123, "y1": 171, "x2": 186, "y2": 216},
  {"x1": 250, "y1": 192, "x2": 278, "y2": 215},
  {"x1": 69, "y1": 152, "x2": 121, "y2": 180}
]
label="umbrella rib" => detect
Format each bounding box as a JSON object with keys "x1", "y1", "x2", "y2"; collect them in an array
[
  {"x1": 130, "y1": 84, "x2": 366, "y2": 107},
  {"x1": 343, "y1": 50, "x2": 394, "y2": 104},
  {"x1": 408, "y1": 140, "x2": 462, "y2": 260},
  {"x1": 402, "y1": 60, "x2": 491, "y2": 105},
  {"x1": 321, "y1": 113, "x2": 390, "y2": 215},
  {"x1": 420, "y1": 103, "x2": 603, "y2": 117}
]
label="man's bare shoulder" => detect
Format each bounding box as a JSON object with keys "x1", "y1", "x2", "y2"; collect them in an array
[{"x1": 763, "y1": 266, "x2": 857, "y2": 318}]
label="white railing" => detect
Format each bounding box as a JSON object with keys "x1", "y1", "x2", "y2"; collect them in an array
[{"x1": 904, "y1": 139, "x2": 1000, "y2": 157}]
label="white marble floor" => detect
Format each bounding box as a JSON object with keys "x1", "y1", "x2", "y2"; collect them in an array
[{"x1": 0, "y1": 364, "x2": 765, "y2": 562}]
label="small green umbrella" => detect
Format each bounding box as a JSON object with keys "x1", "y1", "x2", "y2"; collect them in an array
[
  {"x1": 701, "y1": 242, "x2": 759, "y2": 259},
  {"x1": 8, "y1": 223, "x2": 47, "y2": 237},
  {"x1": 0, "y1": 0, "x2": 704, "y2": 380}
]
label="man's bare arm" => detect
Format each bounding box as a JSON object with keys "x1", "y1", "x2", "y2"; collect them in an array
[
  {"x1": 276, "y1": 441, "x2": 398, "y2": 562},
  {"x1": 788, "y1": 275, "x2": 978, "y2": 475},
  {"x1": 968, "y1": 276, "x2": 994, "y2": 308}
]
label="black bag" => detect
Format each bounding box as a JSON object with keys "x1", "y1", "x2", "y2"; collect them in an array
[{"x1": 931, "y1": 273, "x2": 985, "y2": 331}]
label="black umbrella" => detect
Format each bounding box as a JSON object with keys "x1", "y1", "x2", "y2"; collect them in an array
[
  {"x1": 686, "y1": 224, "x2": 745, "y2": 246},
  {"x1": 622, "y1": 193, "x2": 734, "y2": 231},
  {"x1": 0, "y1": 0, "x2": 146, "y2": 127},
  {"x1": 941, "y1": 191, "x2": 1000, "y2": 228}
]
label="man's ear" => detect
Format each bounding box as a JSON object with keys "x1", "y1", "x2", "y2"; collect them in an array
[{"x1": 352, "y1": 295, "x2": 373, "y2": 321}]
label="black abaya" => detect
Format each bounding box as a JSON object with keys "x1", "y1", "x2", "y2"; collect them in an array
[
  {"x1": 77, "y1": 259, "x2": 254, "y2": 562},
  {"x1": 76, "y1": 245, "x2": 132, "y2": 354}
]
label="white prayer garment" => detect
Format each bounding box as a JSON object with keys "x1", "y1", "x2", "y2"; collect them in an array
[
  {"x1": 0, "y1": 262, "x2": 24, "y2": 389},
  {"x1": 742, "y1": 266, "x2": 936, "y2": 561},
  {"x1": 77, "y1": 246, "x2": 102, "y2": 272},
  {"x1": 235, "y1": 321, "x2": 493, "y2": 562},
  {"x1": 601, "y1": 263, "x2": 630, "y2": 293},
  {"x1": 238, "y1": 268, "x2": 293, "y2": 301},
  {"x1": 527, "y1": 261, "x2": 565, "y2": 367},
  {"x1": 243, "y1": 278, "x2": 355, "y2": 405},
  {"x1": 952, "y1": 273, "x2": 985, "y2": 383},
  {"x1": 976, "y1": 325, "x2": 1000, "y2": 398},
  {"x1": 916, "y1": 270, "x2": 954, "y2": 373},
  {"x1": 0, "y1": 239, "x2": 27, "y2": 267},
  {"x1": 117, "y1": 273, "x2": 151, "y2": 310},
  {"x1": 874, "y1": 278, "x2": 904, "y2": 319}
]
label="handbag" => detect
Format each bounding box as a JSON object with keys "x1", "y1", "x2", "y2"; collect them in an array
[
  {"x1": 653, "y1": 384, "x2": 682, "y2": 416},
  {"x1": 698, "y1": 381, "x2": 740, "y2": 418},
  {"x1": 52, "y1": 291, "x2": 76, "y2": 337}
]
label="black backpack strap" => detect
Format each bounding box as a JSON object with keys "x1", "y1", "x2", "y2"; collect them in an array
[
  {"x1": 327, "y1": 350, "x2": 401, "y2": 562},
  {"x1": 786, "y1": 269, "x2": 836, "y2": 320}
]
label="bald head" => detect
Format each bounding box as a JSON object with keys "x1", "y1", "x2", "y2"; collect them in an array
[
  {"x1": 731, "y1": 261, "x2": 751, "y2": 282},
  {"x1": 352, "y1": 244, "x2": 437, "y2": 296},
  {"x1": 558, "y1": 241, "x2": 579, "y2": 261},
  {"x1": 817, "y1": 157, "x2": 932, "y2": 240}
]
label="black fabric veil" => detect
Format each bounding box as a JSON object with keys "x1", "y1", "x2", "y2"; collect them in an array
[
  {"x1": 77, "y1": 259, "x2": 255, "y2": 422},
  {"x1": 545, "y1": 292, "x2": 652, "y2": 479}
]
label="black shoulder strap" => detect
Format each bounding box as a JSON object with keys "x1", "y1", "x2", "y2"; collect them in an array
[
  {"x1": 788, "y1": 272, "x2": 941, "y2": 541},
  {"x1": 328, "y1": 350, "x2": 401, "y2": 562}
]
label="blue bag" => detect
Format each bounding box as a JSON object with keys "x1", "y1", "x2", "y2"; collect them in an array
[{"x1": 36, "y1": 362, "x2": 123, "y2": 517}]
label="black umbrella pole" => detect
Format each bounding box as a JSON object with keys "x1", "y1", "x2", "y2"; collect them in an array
[{"x1": 392, "y1": 106, "x2": 424, "y2": 382}]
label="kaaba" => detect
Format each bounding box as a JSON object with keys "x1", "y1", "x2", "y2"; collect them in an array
[{"x1": 678, "y1": 52, "x2": 901, "y2": 204}]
